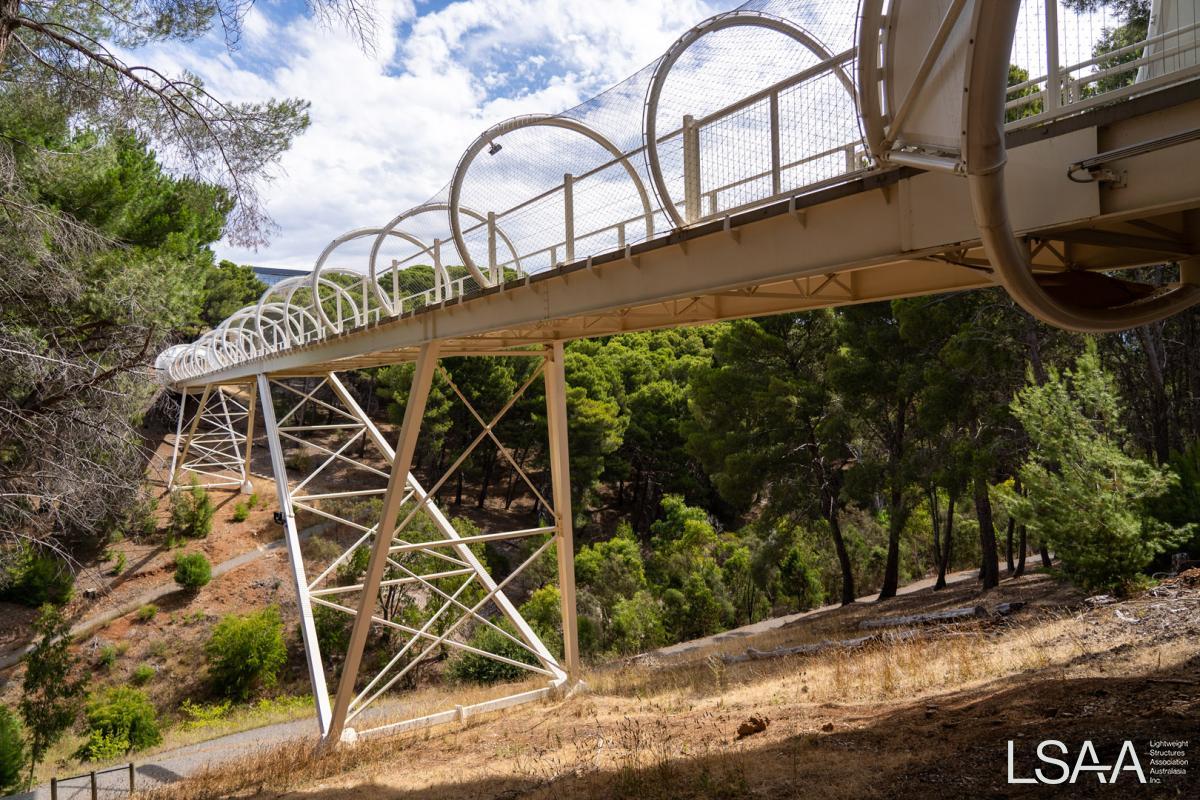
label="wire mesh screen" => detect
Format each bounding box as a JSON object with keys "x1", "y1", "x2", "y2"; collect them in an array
[{"x1": 1006, "y1": 0, "x2": 1200, "y2": 125}]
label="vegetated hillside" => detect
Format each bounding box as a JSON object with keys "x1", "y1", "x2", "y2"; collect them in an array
[{"x1": 137, "y1": 569, "x2": 1200, "y2": 800}]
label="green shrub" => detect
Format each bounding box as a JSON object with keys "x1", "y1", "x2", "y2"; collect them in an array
[
  {"x1": 608, "y1": 591, "x2": 666, "y2": 655},
  {"x1": 518, "y1": 585, "x2": 562, "y2": 657},
  {"x1": 313, "y1": 604, "x2": 350, "y2": 657},
  {"x1": 179, "y1": 699, "x2": 231, "y2": 729},
  {"x1": 83, "y1": 730, "x2": 127, "y2": 762},
  {"x1": 135, "y1": 604, "x2": 157, "y2": 623},
  {"x1": 131, "y1": 664, "x2": 155, "y2": 686},
  {"x1": 110, "y1": 551, "x2": 127, "y2": 576},
  {"x1": 1, "y1": 546, "x2": 74, "y2": 607},
  {"x1": 169, "y1": 480, "x2": 214, "y2": 540},
  {"x1": 231, "y1": 502, "x2": 249, "y2": 522},
  {"x1": 147, "y1": 640, "x2": 167, "y2": 660},
  {"x1": 97, "y1": 645, "x2": 117, "y2": 670},
  {"x1": 205, "y1": 607, "x2": 287, "y2": 700},
  {"x1": 0, "y1": 706, "x2": 26, "y2": 795},
  {"x1": 174, "y1": 552, "x2": 212, "y2": 591},
  {"x1": 84, "y1": 687, "x2": 161, "y2": 757},
  {"x1": 446, "y1": 621, "x2": 538, "y2": 685},
  {"x1": 247, "y1": 492, "x2": 260, "y2": 509}
]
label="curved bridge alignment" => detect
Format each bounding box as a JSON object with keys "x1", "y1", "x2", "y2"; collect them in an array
[{"x1": 160, "y1": 0, "x2": 1200, "y2": 745}]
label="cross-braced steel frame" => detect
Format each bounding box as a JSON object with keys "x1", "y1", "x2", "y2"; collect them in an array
[
  {"x1": 168, "y1": 384, "x2": 256, "y2": 493},
  {"x1": 224, "y1": 341, "x2": 582, "y2": 744}
]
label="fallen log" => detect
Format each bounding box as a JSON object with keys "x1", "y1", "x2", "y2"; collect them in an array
[
  {"x1": 721, "y1": 630, "x2": 916, "y2": 665},
  {"x1": 858, "y1": 605, "x2": 987, "y2": 630}
]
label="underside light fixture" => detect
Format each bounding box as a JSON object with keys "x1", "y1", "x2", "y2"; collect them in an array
[{"x1": 487, "y1": 140, "x2": 502, "y2": 156}]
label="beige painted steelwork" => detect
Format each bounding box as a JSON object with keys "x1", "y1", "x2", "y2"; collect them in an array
[{"x1": 158, "y1": 0, "x2": 1200, "y2": 746}]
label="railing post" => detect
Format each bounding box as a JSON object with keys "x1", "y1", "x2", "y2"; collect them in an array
[
  {"x1": 563, "y1": 173, "x2": 575, "y2": 263},
  {"x1": 487, "y1": 211, "x2": 498, "y2": 284},
  {"x1": 433, "y1": 238, "x2": 444, "y2": 300},
  {"x1": 129, "y1": 762, "x2": 136, "y2": 793},
  {"x1": 682, "y1": 114, "x2": 701, "y2": 224},
  {"x1": 1045, "y1": 0, "x2": 1060, "y2": 112},
  {"x1": 617, "y1": 221, "x2": 626, "y2": 249},
  {"x1": 769, "y1": 91, "x2": 782, "y2": 195},
  {"x1": 90, "y1": 770, "x2": 97, "y2": 800},
  {"x1": 50, "y1": 777, "x2": 58, "y2": 800}
]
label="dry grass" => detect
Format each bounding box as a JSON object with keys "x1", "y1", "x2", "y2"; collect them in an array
[{"x1": 139, "y1": 573, "x2": 1200, "y2": 800}]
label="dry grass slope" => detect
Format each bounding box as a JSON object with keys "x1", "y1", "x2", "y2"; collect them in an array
[{"x1": 140, "y1": 571, "x2": 1200, "y2": 800}]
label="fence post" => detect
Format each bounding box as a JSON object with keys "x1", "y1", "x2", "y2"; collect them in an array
[
  {"x1": 50, "y1": 777, "x2": 58, "y2": 800},
  {"x1": 682, "y1": 114, "x2": 701, "y2": 224},
  {"x1": 129, "y1": 762, "x2": 136, "y2": 793},
  {"x1": 90, "y1": 770, "x2": 97, "y2": 800}
]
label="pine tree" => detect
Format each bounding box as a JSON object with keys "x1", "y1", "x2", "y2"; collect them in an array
[{"x1": 1007, "y1": 342, "x2": 1190, "y2": 591}]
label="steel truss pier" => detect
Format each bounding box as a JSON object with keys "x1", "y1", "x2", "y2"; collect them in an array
[{"x1": 170, "y1": 345, "x2": 581, "y2": 742}]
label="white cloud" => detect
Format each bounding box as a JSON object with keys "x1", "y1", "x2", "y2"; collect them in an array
[{"x1": 140, "y1": 0, "x2": 721, "y2": 268}]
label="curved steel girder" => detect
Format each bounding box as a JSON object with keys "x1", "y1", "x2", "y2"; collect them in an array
[
  {"x1": 366, "y1": 203, "x2": 523, "y2": 317},
  {"x1": 448, "y1": 114, "x2": 656, "y2": 285},
  {"x1": 963, "y1": 1, "x2": 1200, "y2": 332},
  {"x1": 644, "y1": 9, "x2": 857, "y2": 230}
]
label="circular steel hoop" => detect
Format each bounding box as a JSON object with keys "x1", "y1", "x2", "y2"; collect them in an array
[
  {"x1": 448, "y1": 114, "x2": 656, "y2": 286},
  {"x1": 643, "y1": 10, "x2": 856, "y2": 230}
]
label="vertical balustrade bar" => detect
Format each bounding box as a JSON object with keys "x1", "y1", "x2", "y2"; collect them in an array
[
  {"x1": 433, "y1": 238, "x2": 443, "y2": 301},
  {"x1": 682, "y1": 114, "x2": 701, "y2": 224},
  {"x1": 1045, "y1": 0, "x2": 1061, "y2": 112},
  {"x1": 769, "y1": 91, "x2": 782, "y2": 195},
  {"x1": 563, "y1": 173, "x2": 576, "y2": 264},
  {"x1": 487, "y1": 211, "x2": 498, "y2": 284}
]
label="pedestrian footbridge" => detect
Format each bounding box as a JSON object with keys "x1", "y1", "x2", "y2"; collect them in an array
[{"x1": 157, "y1": 0, "x2": 1200, "y2": 745}]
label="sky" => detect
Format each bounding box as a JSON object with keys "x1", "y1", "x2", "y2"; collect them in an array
[{"x1": 139, "y1": 0, "x2": 726, "y2": 267}]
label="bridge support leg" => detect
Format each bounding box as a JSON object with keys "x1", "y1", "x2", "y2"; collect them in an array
[
  {"x1": 544, "y1": 342, "x2": 581, "y2": 680},
  {"x1": 241, "y1": 381, "x2": 258, "y2": 494},
  {"x1": 257, "y1": 373, "x2": 333, "y2": 736},
  {"x1": 327, "y1": 342, "x2": 441, "y2": 744},
  {"x1": 170, "y1": 384, "x2": 210, "y2": 490},
  {"x1": 166, "y1": 389, "x2": 188, "y2": 492}
]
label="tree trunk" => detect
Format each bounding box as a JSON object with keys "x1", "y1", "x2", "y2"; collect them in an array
[
  {"x1": 0, "y1": 1, "x2": 17, "y2": 67},
  {"x1": 1136, "y1": 323, "x2": 1171, "y2": 464},
  {"x1": 974, "y1": 478, "x2": 1000, "y2": 590},
  {"x1": 477, "y1": 450, "x2": 497, "y2": 507},
  {"x1": 454, "y1": 470, "x2": 464, "y2": 506},
  {"x1": 928, "y1": 485, "x2": 941, "y2": 580},
  {"x1": 828, "y1": 501, "x2": 856, "y2": 605},
  {"x1": 877, "y1": 483, "x2": 903, "y2": 600},
  {"x1": 1005, "y1": 515, "x2": 1016, "y2": 575},
  {"x1": 935, "y1": 487, "x2": 956, "y2": 590},
  {"x1": 1040, "y1": 543, "x2": 1052, "y2": 568},
  {"x1": 1014, "y1": 524, "x2": 1028, "y2": 577}
]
